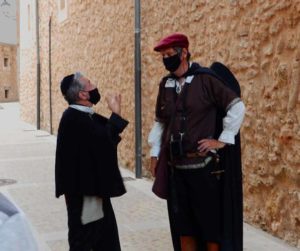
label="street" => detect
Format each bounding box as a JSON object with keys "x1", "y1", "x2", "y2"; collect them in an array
[{"x1": 0, "y1": 102, "x2": 298, "y2": 251}]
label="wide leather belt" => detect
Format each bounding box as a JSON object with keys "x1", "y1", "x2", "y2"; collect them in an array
[
  {"x1": 175, "y1": 156, "x2": 213, "y2": 170},
  {"x1": 186, "y1": 152, "x2": 208, "y2": 158}
]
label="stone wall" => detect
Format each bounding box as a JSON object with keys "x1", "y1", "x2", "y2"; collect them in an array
[
  {"x1": 19, "y1": 0, "x2": 38, "y2": 125},
  {"x1": 19, "y1": 0, "x2": 300, "y2": 247},
  {"x1": 19, "y1": 0, "x2": 135, "y2": 163},
  {"x1": 0, "y1": 43, "x2": 18, "y2": 102},
  {"x1": 141, "y1": 1, "x2": 300, "y2": 247},
  {"x1": 47, "y1": 0, "x2": 135, "y2": 167}
]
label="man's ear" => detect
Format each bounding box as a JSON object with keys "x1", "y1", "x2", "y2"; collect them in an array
[
  {"x1": 181, "y1": 48, "x2": 188, "y2": 60},
  {"x1": 78, "y1": 91, "x2": 88, "y2": 100}
]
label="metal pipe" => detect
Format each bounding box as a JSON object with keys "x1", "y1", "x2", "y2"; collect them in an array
[
  {"x1": 49, "y1": 16, "x2": 53, "y2": 135},
  {"x1": 134, "y1": 0, "x2": 142, "y2": 178},
  {"x1": 35, "y1": 0, "x2": 41, "y2": 130}
]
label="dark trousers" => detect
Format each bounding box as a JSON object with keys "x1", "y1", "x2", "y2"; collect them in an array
[
  {"x1": 168, "y1": 162, "x2": 222, "y2": 245},
  {"x1": 65, "y1": 195, "x2": 121, "y2": 251}
]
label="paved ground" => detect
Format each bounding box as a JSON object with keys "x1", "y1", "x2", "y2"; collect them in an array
[{"x1": 0, "y1": 102, "x2": 299, "y2": 251}]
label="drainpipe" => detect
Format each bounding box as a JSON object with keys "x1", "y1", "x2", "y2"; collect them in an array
[
  {"x1": 49, "y1": 16, "x2": 53, "y2": 135},
  {"x1": 35, "y1": 0, "x2": 41, "y2": 130},
  {"x1": 134, "y1": 0, "x2": 142, "y2": 178}
]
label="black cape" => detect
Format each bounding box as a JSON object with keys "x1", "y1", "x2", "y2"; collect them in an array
[
  {"x1": 158, "y1": 62, "x2": 243, "y2": 251},
  {"x1": 211, "y1": 62, "x2": 243, "y2": 251},
  {"x1": 55, "y1": 107, "x2": 128, "y2": 198}
]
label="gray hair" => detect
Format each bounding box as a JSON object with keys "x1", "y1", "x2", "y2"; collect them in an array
[
  {"x1": 64, "y1": 72, "x2": 85, "y2": 104},
  {"x1": 174, "y1": 47, "x2": 191, "y2": 61}
]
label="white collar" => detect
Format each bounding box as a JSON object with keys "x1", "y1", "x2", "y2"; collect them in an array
[{"x1": 69, "y1": 104, "x2": 94, "y2": 115}]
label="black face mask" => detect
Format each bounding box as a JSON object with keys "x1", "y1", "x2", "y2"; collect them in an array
[
  {"x1": 88, "y1": 88, "x2": 101, "y2": 104},
  {"x1": 163, "y1": 53, "x2": 181, "y2": 72}
]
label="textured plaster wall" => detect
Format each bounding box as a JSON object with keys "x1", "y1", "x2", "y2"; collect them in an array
[
  {"x1": 19, "y1": 0, "x2": 38, "y2": 125},
  {"x1": 0, "y1": 44, "x2": 18, "y2": 102},
  {"x1": 19, "y1": 0, "x2": 300, "y2": 247},
  {"x1": 20, "y1": 0, "x2": 135, "y2": 165}
]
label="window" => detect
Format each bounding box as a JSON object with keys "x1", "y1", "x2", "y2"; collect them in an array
[
  {"x1": 4, "y1": 58, "x2": 8, "y2": 67},
  {"x1": 5, "y1": 90, "x2": 8, "y2": 99},
  {"x1": 28, "y1": 4, "x2": 31, "y2": 31}
]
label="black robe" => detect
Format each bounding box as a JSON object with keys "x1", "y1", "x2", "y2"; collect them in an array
[
  {"x1": 55, "y1": 107, "x2": 128, "y2": 198},
  {"x1": 153, "y1": 62, "x2": 243, "y2": 251}
]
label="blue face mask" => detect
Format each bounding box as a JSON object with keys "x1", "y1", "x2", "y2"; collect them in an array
[
  {"x1": 88, "y1": 88, "x2": 101, "y2": 104},
  {"x1": 163, "y1": 53, "x2": 181, "y2": 72}
]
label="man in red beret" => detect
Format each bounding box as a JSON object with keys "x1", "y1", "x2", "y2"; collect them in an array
[{"x1": 148, "y1": 33, "x2": 246, "y2": 251}]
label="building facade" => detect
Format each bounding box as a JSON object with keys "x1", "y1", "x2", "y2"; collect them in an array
[
  {"x1": 0, "y1": 43, "x2": 18, "y2": 102},
  {"x1": 19, "y1": 0, "x2": 300, "y2": 247},
  {"x1": 0, "y1": 0, "x2": 18, "y2": 102}
]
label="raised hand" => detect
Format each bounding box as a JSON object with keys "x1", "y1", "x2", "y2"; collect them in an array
[{"x1": 106, "y1": 93, "x2": 121, "y2": 115}]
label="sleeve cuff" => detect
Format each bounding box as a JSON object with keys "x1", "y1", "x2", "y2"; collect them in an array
[
  {"x1": 109, "y1": 113, "x2": 129, "y2": 133},
  {"x1": 218, "y1": 130, "x2": 235, "y2": 145},
  {"x1": 150, "y1": 145, "x2": 161, "y2": 157}
]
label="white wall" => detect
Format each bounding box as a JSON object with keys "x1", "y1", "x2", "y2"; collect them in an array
[
  {"x1": 19, "y1": 0, "x2": 36, "y2": 49},
  {"x1": 0, "y1": 0, "x2": 17, "y2": 45}
]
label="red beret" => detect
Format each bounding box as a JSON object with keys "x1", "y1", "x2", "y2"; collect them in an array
[{"x1": 154, "y1": 33, "x2": 189, "y2": 52}]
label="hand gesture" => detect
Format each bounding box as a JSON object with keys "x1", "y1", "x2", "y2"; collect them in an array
[{"x1": 106, "y1": 93, "x2": 121, "y2": 115}]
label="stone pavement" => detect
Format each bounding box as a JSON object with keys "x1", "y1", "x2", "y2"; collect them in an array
[{"x1": 0, "y1": 102, "x2": 298, "y2": 251}]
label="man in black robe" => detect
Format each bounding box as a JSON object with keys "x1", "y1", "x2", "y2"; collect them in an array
[
  {"x1": 55, "y1": 72, "x2": 128, "y2": 251},
  {"x1": 148, "y1": 33, "x2": 245, "y2": 251}
]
